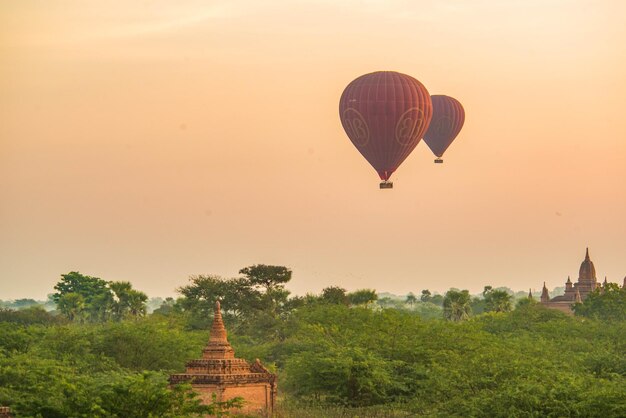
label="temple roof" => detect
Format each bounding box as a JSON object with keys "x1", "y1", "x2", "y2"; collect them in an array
[
  {"x1": 551, "y1": 294, "x2": 574, "y2": 302},
  {"x1": 578, "y1": 247, "x2": 596, "y2": 283}
]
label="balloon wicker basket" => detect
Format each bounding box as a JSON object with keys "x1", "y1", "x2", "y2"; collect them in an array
[
  {"x1": 434, "y1": 158, "x2": 443, "y2": 164},
  {"x1": 379, "y1": 181, "x2": 393, "y2": 189}
]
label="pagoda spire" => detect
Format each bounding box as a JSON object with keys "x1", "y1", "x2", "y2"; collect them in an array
[
  {"x1": 585, "y1": 247, "x2": 590, "y2": 260},
  {"x1": 528, "y1": 289, "x2": 533, "y2": 300},
  {"x1": 202, "y1": 300, "x2": 235, "y2": 359},
  {"x1": 210, "y1": 300, "x2": 228, "y2": 342}
]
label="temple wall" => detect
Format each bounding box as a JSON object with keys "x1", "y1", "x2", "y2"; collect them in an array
[
  {"x1": 222, "y1": 383, "x2": 273, "y2": 415},
  {"x1": 542, "y1": 302, "x2": 575, "y2": 315},
  {"x1": 192, "y1": 383, "x2": 273, "y2": 416},
  {"x1": 190, "y1": 383, "x2": 220, "y2": 404}
]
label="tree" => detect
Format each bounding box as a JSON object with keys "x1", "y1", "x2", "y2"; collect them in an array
[
  {"x1": 93, "y1": 321, "x2": 203, "y2": 371},
  {"x1": 405, "y1": 292, "x2": 417, "y2": 307},
  {"x1": 53, "y1": 272, "x2": 112, "y2": 322},
  {"x1": 412, "y1": 301, "x2": 444, "y2": 319},
  {"x1": 153, "y1": 297, "x2": 177, "y2": 316},
  {"x1": 348, "y1": 289, "x2": 378, "y2": 306},
  {"x1": 573, "y1": 283, "x2": 626, "y2": 321},
  {"x1": 420, "y1": 289, "x2": 432, "y2": 303},
  {"x1": 239, "y1": 265, "x2": 293, "y2": 317},
  {"x1": 110, "y1": 281, "x2": 148, "y2": 320},
  {"x1": 9, "y1": 299, "x2": 40, "y2": 310},
  {"x1": 483, "y1": 286, "x2": 513, "y2": 313},
  {"x1": 52, "y1": 272, "x2": 149, "y2": 323},
  {"x1": 110, "y1": 281, "x2": 133, "y2": 320},
  {"x1": 516, "y1": 297, "x2": 538, "y2": 309},
  {"x1": 430, "y1": 294, "x2": 444, "y2": 306},
  {"x1": 0, "y1": 306, "x2": 60, "y2": 326},
  {"x1": 178, "y1": 275, "x2": 261, "y2": 327},
  {"x1": 0, "y1": 352, "x2": 242, "y2": 418},
  {"x1": 127, "y1": 290, "x2": 148, "y2": 318},
  {"x1": 443, "y1": 289, "x2": 472, "y2": 321},
  {"x1": 238, "y1": 264, "x2": 292, "y2": 293},
  {"x1": 321, "y1": 286, "x2": 349, "y2": 305},
  {"x1": 470, "y1": 296, "x2": 487, "y2": 314},
  {"x1": 57, "y1": 293, "x2": 85, "y2": 322}
]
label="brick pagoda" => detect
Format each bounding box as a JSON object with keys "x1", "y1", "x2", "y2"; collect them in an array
[{"x1": 169, "y1": 301, "x2": 276, "y2": 416}]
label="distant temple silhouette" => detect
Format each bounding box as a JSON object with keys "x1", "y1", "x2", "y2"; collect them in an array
[{"x1": 539, "y1": 248, "x2": 624, "y2": 314}]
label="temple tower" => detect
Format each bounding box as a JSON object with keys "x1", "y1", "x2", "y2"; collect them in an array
[
  {"x1": 170, "y1": 301, "x2": 276, "y2": 416},
  {"x1": 577, "y1": 248, "x2": 597, "y2": 288}
]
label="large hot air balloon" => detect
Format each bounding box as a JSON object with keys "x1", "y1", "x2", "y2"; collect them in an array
[
  {"x1": 422, "y1": 95, "x2": 465, "y2": 164},
  {"x1": 339, "y1": 71, "x2": 432, "y2": 188}
]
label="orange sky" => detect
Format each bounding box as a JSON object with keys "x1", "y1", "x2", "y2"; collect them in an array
[{"x1": 1, "y1": 0, "x2": 625, "y2": 299}]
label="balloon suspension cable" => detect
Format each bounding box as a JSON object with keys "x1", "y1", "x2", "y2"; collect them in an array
[
  {"x1": 434, "y1": 158, "x2": 443, "y2": 164},
  {"x1": 379, "y1": 181, "x2": 393, "y2": 189}
]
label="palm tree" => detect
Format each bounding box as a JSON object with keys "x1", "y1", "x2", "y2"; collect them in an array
[
  {"x1": 127, "y1": 290, "x2": 148, "y2": 318},
  {"x1": 109, "y1": 281, "x2": 148, "y2": 320},
  {"x1": 57, "y1": 292, "x2": 85, "y2": 322},
  {"x1": 443, "y1": 289, "x2": 472, "y2": 321},
  {"x1": 110, "y1": 281, "x2": 133, "y2": 320}
]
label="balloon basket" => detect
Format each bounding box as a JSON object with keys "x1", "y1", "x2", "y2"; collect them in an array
[
  {"x1": 434, "y1": 158, "x2": 443, "y2": 164},
  {"x1": 379, "y1": 181, "x2": 393, "y2": 189}
]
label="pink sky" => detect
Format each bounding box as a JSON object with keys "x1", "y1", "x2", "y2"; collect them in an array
[{"x1": 1, "y1": 0, "x2": 625, "y2": 299}]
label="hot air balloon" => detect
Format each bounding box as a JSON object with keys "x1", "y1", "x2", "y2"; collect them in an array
[
  {"x1": 339, "y1": 71, "x2": 432, "y2": 188},
  {"x1": 422, "y1": 95, "x2": 465, "y2": 164}
]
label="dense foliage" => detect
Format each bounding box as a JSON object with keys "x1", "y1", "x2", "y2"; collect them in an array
[
  {"x1": 573, "y1": 283, "x2": 626, "y2": 321},
  {"x1": 53, "y1": 272, "x2": 148, "y2": 322},
  {"x1": 1, "y1": 269, "x2": 624, "y2": 417}
]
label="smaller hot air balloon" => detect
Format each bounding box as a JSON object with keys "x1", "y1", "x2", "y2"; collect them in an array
[{"x1": 422, "y1": 95, "x2": 465, "y2": 164}]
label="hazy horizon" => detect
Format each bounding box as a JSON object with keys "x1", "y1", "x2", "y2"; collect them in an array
[{"x1": 2, "y1": 1, "x2": 625, "y2": 300}]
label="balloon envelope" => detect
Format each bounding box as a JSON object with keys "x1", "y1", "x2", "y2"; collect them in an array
[
  {"x1": 339, "y1": 71, "x2": 432, "y2": 181},
  {"x1": 423, "y1": 95, "x2": 465, "y2": 159}
]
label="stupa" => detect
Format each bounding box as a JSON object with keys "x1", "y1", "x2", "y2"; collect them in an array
[{"x1": 169, "y1": 301, "x2": 276, "y2": 415}]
